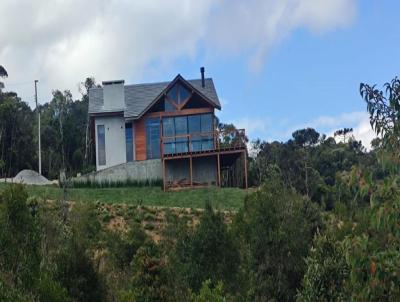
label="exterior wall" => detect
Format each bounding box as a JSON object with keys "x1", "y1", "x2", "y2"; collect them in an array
[
  {"x1": 165, "y1": 156, "x2": 217, "y2": 185},
  {"x1": 134, "y1": 118, "x2": 147, "y2": 161},
  {"x1": 133, "y1": 108, "x2": 215, "y2": 162},
  {"x1": 95, "y1": 116, "x2": 126, "y2": 171},
  {"x1": 103, "y1": 82, "x2": 125, "y2": 110},
  {"x1": 74, "y1": 160, "x2": 162, "y2": 184}
]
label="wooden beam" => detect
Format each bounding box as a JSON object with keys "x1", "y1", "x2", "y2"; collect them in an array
[
  {"x1": 163, "y1": 159, "x2": 166, "y2": 191},
  {"x1": 146, "y1": 107, "x2": 213, "y2": 118}
]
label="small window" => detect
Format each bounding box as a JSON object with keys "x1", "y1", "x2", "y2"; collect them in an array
[
  {"x1": 97, "y1": 125, "x2": 106, "y2": 165},
  {"x1": 125, "y1": 123, "x2": 134, "y2": 162}
]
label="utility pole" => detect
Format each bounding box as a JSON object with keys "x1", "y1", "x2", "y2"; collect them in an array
[{"x1": 34, "y1": 80, "x2": 42, "y2": 175}]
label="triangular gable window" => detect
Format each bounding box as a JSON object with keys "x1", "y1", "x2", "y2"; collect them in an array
[{"x1": 165, "y1": 82, "x2": 191, "y2": 110}]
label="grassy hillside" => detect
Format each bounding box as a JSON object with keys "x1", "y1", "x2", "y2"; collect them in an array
[{"x1": 0, "y1": 183, "x2": 248, "y2": 210}]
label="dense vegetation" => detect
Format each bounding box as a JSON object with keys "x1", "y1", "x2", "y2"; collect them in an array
[
  {"x1": 0, "y1": 78, "x2": 97, "y2": 179},
  {"x1": 1, "y1": 73, "x2": 400, "y2": 301}
]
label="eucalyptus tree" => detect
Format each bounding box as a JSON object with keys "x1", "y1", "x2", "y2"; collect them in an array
[{"x1": 360, "y1": 77, "x2": 400, "y2": 158}]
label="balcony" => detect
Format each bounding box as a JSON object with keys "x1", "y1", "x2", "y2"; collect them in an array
[{"x1": 161, "y1": 128, "x2": 247, "y2": 158}]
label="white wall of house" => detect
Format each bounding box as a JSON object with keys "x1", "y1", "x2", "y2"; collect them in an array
[{"x1": 95, "y1": 116, "x2": 127, "y2": 171}]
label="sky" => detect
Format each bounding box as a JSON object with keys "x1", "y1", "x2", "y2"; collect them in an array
[{"x1": 1, "y1": 0, "x2": 399, "y2": 149}]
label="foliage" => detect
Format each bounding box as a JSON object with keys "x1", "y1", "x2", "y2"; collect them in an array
[
  {"x1": 292, "y1": 127, "x2": 320, "y2": 147},
  {"x1": 299, "y1": 194, "x2": 400, "y2": 301},
  {"x1": 0, "y1": 93, "x2": 36, "y2": 177},
  {"x1": 361, "y1": 77, "x2": 400, "y2": 157},
  {"x1": 0, "y1": 184, "x2": 41, "y2": 290},
  {"x1": 172, "y1": 201, "x2": 240, "y2": 293},
  {"x1": 191, "y1": 279, "x2": 226, "y2": 302},
  {"x1": 233, "y1": 174, "x2": 321, "y2": 301},
  {"x1": 107, "y1": 222, "x2": 147, "y2": 269},
  {"x1": 0, "y1": 65, "x2": 7, "y2": 78},
  {"x1": 127, "y1": 240, "x2": 169, "y2": 302},
  {"x1": 0, "y1": 77, "x2": 96, "y2": 179}
]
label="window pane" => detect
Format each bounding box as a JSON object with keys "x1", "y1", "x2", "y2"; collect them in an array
[
  {"x1": 188, "y1": 115, "x2": 201, "y2": 151},
  {"x1": 165, "y1": 99, "x2": 175, "y2": 112},
  {"x1": 146, "y1": 118, "x2": 160, "y2": 159},
  {"x1": 201, "y1": 113, "x2": 213, "y2": 132},
  {"x1": 125, "y1": 123, "x2": 133, "y2": 162},
  {"x1": 175, "y1": 116, "x2": 188, "y2": 153},
  {"x1": 97, "y1": 125, "x2": 106, "y2": 165},
  {"x1": 201, "y1": 114, "x2": 214, "y2": 151},
  {"x1": 167, "y1": 84, "x2": 178, "y2": 103},
  {"x1": 178, "y1": 84, "x2": 190, "y2": 104},
  {"x1": 162, "y1": 117, "x2": 175, "y2": 154}
]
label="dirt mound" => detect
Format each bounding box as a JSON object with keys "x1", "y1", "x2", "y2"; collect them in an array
[{"x1": 13, "y1": 169, "x2": 52, "y2": 185}]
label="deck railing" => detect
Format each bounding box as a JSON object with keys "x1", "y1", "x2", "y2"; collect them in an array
[{"x1": 161, "y1": 128, "x2": 246, "y2": 157}]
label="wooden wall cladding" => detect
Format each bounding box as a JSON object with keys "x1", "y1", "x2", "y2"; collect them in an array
[{"x1": 134, "y1": 119, "x2": 146, "y2": 161}]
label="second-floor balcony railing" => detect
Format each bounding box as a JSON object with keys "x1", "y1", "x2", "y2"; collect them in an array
[{"x1": 161, "y1": 129, "x2": 246, "y2": 157}]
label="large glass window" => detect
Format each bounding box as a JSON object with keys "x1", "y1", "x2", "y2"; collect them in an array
[
  {"x1": 97, "y1": 125, "x2": 106, "y2": 165},
  {"x1": 125, "y1": 123, "x2": 134, "y2": 162},
  {"x1": 146, "y1": 118, "x2": 160, "y2": 159},
  {"x1": 162, "y1": 113, "x2": 214, "y2": 154}
]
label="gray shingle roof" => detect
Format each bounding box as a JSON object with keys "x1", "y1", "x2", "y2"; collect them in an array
[{"x1": 89, "y1": 77, "x2": 220, "y2": 119}]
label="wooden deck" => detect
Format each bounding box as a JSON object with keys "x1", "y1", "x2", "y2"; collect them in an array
[{"x1": 161, "y1": 129, "x2": 248, "y2": 191}]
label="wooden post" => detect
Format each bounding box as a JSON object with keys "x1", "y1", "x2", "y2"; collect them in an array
[
  {"x1": 217, "y1": 153, "x2": 221, "y2": 187},
  {"x1": 163, "y1": 159, "x2": 166, "y2": 191},
  {"x1": 189, "y1": 156, "x2": 193, "y2": 187},
  {"x1": 243, "y1": 151, "x2": 248, "y2": 189}
]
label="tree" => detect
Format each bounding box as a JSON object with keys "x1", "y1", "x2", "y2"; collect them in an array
[
  {"x1": 234, "y1": 174, "x2": 321, "y2": 301},
  {"x1": 292, "y1": 128, "x2": 320, "y2": 147},
  {"x1": 334, "y1": 127, "x2": 353, "y2": 143},
  {"x1": 0, "y1": 94, "x2": 35, "y2": 177},
  {"x1": 172, "y1": 202, "x2": 240, "y2": 294},
  {"x1": 360, "y1": 77, "x2": 400, "y2": 156},
  {"x1": 0, "y1": 65, "x2": 7, "y2": 78},
  {"x1": 0, "y1": 65, "x2": 7, "y2": 91}
]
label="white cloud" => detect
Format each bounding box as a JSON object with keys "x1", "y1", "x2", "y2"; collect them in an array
[
  {"x1": 233, "y1": 117, "x2": 268, "y2": 137},
  {"x1": 289, "y1": 111, "x2": 377, "y2": 149},
  {"x1": 207, "y1": 0, "x2": 356, "y2": 70},
  {"x1": 0, "y1": 0, "x2": 356, "y2": 106}
]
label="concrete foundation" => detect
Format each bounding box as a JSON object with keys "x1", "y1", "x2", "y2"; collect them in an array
[{"x1": 73, "y1": 159, "x2": 162, "y2": 185}]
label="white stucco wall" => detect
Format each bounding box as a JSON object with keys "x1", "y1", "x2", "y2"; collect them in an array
[{"x1": 95, "y1": 116, "x2": 127, "y2": 171}]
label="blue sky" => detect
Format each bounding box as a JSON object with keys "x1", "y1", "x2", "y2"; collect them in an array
[{"x1": 1, "y1": 1, "x2": 399, "y2": 147}]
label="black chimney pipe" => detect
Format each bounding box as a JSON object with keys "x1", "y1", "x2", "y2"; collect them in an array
[{"x1": 200, "y1": 67, "x2": 205, "y2": 88}]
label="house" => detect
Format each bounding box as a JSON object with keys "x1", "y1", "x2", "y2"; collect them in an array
[{"x1": 88, "y1": 68, "x2": 247, "y2": 190}]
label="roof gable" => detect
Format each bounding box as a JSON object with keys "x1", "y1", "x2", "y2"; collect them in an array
[{"x1": 88, "y1": 75, "x2": 220, "y2": 119}]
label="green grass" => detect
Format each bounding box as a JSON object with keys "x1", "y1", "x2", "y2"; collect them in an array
[{"x1": 0, "y1": 183, "x2": 248, "y2": 210}]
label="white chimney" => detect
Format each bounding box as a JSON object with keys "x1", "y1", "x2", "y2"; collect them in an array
[{"x1": 102, "y1": 80, "x2": 125, "y2": 110}]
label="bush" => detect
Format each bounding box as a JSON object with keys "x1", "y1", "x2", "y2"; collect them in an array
[
  {"x1": 0, "y1": 184, "x2": 41, "y2": 291},
  {"x1": 233, "y1": 175, "x2": 321, "y2": 301},
  {"x1": 192, "y1": 279, "x2": 226, "y2": 302},
  {"x1": 172, "y1": 201, "x2": 240, "y2": 294}
]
